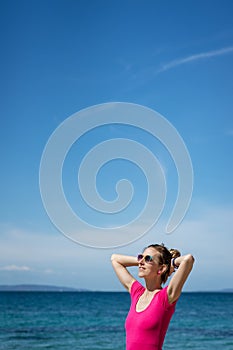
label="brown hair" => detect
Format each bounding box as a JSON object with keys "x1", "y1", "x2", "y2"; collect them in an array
[
  {"x1": 169, "y1": 248, "x2": 181, "y2": 259},
  {"x1": 145, "y1": 243, "x2": 181, "y2": 284}
]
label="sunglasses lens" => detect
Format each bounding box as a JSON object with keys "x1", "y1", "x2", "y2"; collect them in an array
[
  {"x1": 145, "y1": 255, "x2": 153, "y2": 262},
  {"x1": 137, "y1": 254, "x2": 143, "y2": 261},
  {"x1": 137, "y1": 254, "x2": 153, "y2": 262}
]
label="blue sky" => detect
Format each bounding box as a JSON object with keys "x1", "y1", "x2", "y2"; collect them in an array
[{"x1": 1, "y1": 0, "x2": 233, "y2": 291}]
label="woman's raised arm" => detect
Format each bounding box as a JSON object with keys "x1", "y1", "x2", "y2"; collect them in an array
[
  {"x1": 167, "y1": 254, "x2": 195, "y2": 303},
  {"x1": 111, "y1": 254, "x2": 137, "y2": 292}
]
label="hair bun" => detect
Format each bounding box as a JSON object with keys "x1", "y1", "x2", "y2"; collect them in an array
[{"x1": 169, "y1": 248, "x2": 181, "y2": 259}]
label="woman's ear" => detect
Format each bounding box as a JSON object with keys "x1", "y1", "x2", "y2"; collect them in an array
[
  {"x1": 157, "y1": 264, "x2": 166, "y2": 275},
  {"x1": 161, "y1": 264, "x2": 168, "y2": 275}
]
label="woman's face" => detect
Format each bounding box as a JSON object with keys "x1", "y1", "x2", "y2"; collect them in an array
[{"x1": 137, "y1": 247, "x2": 161, "y2": 279}]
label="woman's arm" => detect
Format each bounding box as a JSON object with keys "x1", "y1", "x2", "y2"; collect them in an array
[
  {"x1": 111, "y1": 254, "x2": 137, "y2": 292},
  {"x1": 167, "y1": 254, "x2": 195, "y2": 304}
]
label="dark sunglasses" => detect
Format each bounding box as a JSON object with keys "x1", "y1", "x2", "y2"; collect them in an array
[{"x1": 137, "y1": 254, "x2": 154, "y2": 263}]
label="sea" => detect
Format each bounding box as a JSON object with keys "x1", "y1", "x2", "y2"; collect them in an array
[{"x1": 0, "y1": 291, "x2": 233, "y2": 350}]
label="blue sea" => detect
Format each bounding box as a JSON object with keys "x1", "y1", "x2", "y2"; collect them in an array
[{"x1": 0, "y1": 291, "x2": 233, "y2": 349}]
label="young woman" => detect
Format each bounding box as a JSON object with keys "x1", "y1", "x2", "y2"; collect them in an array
[{"x1": 111, "y1": 243, "x2": 194, "y2": 350}]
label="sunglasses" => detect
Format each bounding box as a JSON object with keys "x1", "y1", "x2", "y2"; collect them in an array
[{"x1": 137, "y1": 254, "x2": 154, "y2": 263}]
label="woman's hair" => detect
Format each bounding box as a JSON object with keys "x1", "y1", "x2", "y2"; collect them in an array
[
  {"x1": 169, "y1": 248, "x2": 181, "y2": 259},
  {"x1": 145, "y1": 243, "x2": 181, "y2": 284}
]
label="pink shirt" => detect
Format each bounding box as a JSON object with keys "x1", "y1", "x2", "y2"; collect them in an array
[{"x1": 125, "y1": 280, "x2": 178, "y2": 350}]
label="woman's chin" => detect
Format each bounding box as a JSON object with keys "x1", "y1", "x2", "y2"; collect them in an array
[{"x1": 138, "y1": 269, "x2": 145, "y2": 278}]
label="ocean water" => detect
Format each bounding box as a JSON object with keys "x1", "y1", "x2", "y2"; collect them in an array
[{"x1": 0, "y1": 291, "x2": 233, "y2": 350}]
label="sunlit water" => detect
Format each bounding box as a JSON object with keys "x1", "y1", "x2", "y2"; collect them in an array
[{"x1": 0, "y1": 291, "x2": 232, "y2": 349}]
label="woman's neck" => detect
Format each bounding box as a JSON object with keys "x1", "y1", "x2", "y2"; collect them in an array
[{"x1": 144, "y1": 278, "x2": 162, "y2": 292}]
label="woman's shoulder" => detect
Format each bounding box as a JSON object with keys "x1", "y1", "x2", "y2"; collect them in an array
[
  {"x1": 129, "y1": 280, "x2": 144, "y2": 298},
  {"x1": 157, "y1": 286, "x2": 178, "y2": 308}
]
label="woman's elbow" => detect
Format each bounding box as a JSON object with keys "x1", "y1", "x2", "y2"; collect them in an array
[
  {"x1": 111, "y1": 254, "x2": 117, "y2": 261},
  {"x1": 185, "y1": 254, "x2": 195, "y2": 267},
  {"x1": 111, "y1": 254, "x2": 120, "y2": 264}
]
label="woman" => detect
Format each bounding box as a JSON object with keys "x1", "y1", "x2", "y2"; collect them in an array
[{"x1": 111, "y1": 243, "x2": 194, "y2": 350}]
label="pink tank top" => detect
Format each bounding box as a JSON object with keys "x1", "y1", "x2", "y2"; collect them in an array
[{"x1": 125, "y1": 280, "x2": 178, "y2": 350}]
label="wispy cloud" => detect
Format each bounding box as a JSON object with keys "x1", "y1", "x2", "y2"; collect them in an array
[
  {"x1": 158, "y1": 46, "x2": 233, "y2": 73},
  {"x1": 0, "y1": 208, "x2": 232, "y2": 291},
  {"x1": 44, "y1": 269, "x2": 55, "y2": 274},
  {"x1": 0, "y1": 265, "x2": 32, "y2": 271}
]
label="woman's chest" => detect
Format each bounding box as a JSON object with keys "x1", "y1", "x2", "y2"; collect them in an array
[
  {"x1": 126, "y1": 301, "x2": 165, "y2": 332},
  {"x1": 136, "y1": 290, "x2": 161, "y2": 312}
]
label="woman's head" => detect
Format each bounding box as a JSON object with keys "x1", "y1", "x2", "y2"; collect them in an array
[{"x1": 139, "y1": 243, "x2": 181, "y2": 284}]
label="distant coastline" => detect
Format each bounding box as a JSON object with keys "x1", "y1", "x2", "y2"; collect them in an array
[
  {"x1": 0, "y1": 284, "x2": 89, "y2": 292},
  {"x1": 0, "y1": 284, "x2": 232, "y2": 292}
]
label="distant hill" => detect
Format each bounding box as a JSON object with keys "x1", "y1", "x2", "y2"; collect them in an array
[
  {"x1": 0, "y1": 285, "x2": 232, "y2": 293},
  {"x1": 0, "y1": 284, "x2": 89, "y2": 292}
]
